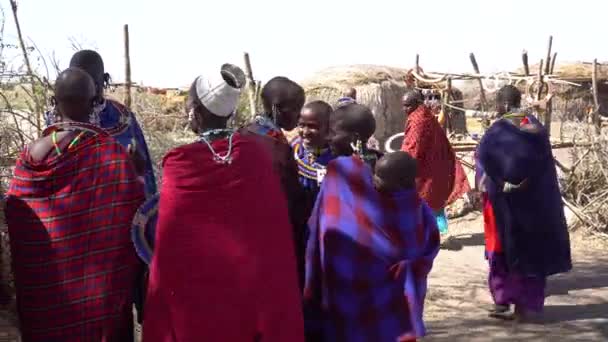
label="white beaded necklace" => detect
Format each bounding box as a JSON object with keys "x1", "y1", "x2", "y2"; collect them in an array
[{"x1": 198, "y1": 128, "x2": 235, "y2": 165}]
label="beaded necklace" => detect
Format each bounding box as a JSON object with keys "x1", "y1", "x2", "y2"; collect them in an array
[
  {"x1": 294, "y1": 143, "x2": 328, "y2": 181},
  {"x1": 51, "y1": 131, "x2": 85, "y2": 156},
  {"x1": 198, "y1": 128, "x2": 235, "y2": 165}
]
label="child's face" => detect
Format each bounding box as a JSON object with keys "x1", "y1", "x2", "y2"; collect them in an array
[{"x1": 298, "y1": 108, "x2": 329, "y2": 149}]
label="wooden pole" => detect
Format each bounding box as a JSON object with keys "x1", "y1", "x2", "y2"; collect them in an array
[
  {"x1": 243, "y1": 52, "x2": 257, "y2": 117},
  {"x1": 542, "y1": 37, "x2": 554, "y2": 136},
  {"x1": 415, "y1": 54, "x2": 420, "y2": 73},
  {"x1": 9, "y1": 0, "x2": 43, "y2": 135},
  {"x1": 443, "y1": 77, "x2": 452, "y2": 133},
  {"x1": 536, "y1": 59, "x2": 544, "y2": 101},
  {"x1": 469, "y1": 53, "x2": 487, "y2": 113},
  {"x1": 522, "y1": 50, "x2": 530, "y2": 76},
  {"x1": 592, "y1": 58, "x2": 601, "y2": 134},
  {"x1": 544, "y1": 36, "x2": 553, "y2": 75},
  {"x1": 123, "y1": 24, "x2": 132, "y2": 109},
  {"x1": 550, "y1": 52, "x2": 558, "y2": 74}
]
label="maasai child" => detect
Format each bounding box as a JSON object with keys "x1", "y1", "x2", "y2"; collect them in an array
[
  {"x1": 241, "y1": 76, "x2": 307, "y2": 286},
  {"x1": 400, "y1": 89, "x2": 470, "y2": 235},
  {"x1": 143, "y1": 64, "x2": 304, "y2": 342},
  {"x1": 291, "y1": 100, "x2": 335, "y2": 342},
  {"x1": 477, "y1": 85, "x2": 571, "y2": 322},
  {"x1": 337, "y1": 87, "x2": 357, "y2": 106},
  {"x1": 5, "y1": 68, "x2": 144, "y2": 342},
  {"x1": 304, "y1": 107, "x2": 440, "y2": 341},
  {"x1": 45, "y1": 50, "x2": 156, "y2": 198},
  {"x1": 292, "y1": 100, "x2": 336, "y2": 219}
]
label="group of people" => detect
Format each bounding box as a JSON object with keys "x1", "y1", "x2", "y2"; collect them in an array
[{"x1": 0, "y1": 49, "x2": 572, "y2": 342}]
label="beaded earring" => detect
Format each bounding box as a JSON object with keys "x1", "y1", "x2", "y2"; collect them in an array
[
  {"x1": 350, "y1": 138, "x2": 364, "y2": 156},
  {"x1": 188, "y1": 109, "x2": 194, "y2": 124}
]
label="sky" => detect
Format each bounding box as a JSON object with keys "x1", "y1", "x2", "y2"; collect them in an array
[{"x1": 2, "y1": 0, "x2": 606, "y2": 88}]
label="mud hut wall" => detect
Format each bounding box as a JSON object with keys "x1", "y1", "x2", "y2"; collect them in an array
[{"x1": 305, "y1": 81, "x2": 407, "y2": 144}]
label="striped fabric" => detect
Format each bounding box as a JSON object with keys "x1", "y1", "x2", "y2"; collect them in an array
[
  {"x1": 304, "y1": 156, "x2": 440, "y2": 342},
  {"x1": 5, "y1": 123, "x2": 144, "y2": 342}
]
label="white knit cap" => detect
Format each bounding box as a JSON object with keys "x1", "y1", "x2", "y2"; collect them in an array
[{"x1": 195, "y1": 63, "x2": 246, "y2": 117}]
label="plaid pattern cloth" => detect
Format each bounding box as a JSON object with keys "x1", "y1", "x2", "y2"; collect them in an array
[
  {"x1": 45, "y1": 99, "x2": 157, "y2": 199},
  {"x1": 401, "y1": 105, "x2": 470, "y2": 211},
  {"x1": 5, "y1": 123, "x2": 144, "y2": 342},
  {"x1": 304, "y1": 156, "x2": 440, "y2": 342}
]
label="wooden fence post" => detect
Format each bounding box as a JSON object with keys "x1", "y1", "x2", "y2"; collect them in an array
[
  {"x1": 469, "y1": 53, "x2": 487, "y2": 113},
  {"x1": 124, "y1": 24, "x2": 132, "y2": 109},
  {"x1": 592, "y1": 59, "x2": 601, "y2": 135}
]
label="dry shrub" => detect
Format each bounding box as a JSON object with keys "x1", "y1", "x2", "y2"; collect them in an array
[{"x1": 562, "y1": 127, "x2": 608, "y2": 234}]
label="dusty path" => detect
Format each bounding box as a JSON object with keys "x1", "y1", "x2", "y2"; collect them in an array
[{"x1": 424, "y1": 213, "x2": 608, "y2": 341}]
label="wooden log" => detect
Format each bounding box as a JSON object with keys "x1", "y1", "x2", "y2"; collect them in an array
[
  {"x1": 550, "y1": 52, "x2": 558, "y2": 74},
  {"x1": 469, "y1": 53, "x2": 487, "y2": 113},
  {"x1": 544, "y1": 36, "x2": 553, "y2": 75},
  {"x1": 243, "y1": 52, "x2": 257, "y2": 117},
  {"x1": 123, "y1": 24, "x2": 132, "y2": 109},
  {"x1": 592, "y1": 58, "x2": 601, "y2": 134},
  {"x1": 522, "y1": 50, "x2": 530, "y2": 76}
]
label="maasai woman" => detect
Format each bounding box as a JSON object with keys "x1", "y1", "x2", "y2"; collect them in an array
[
  {"x1": 304, "y1": 103, "x2": 440, "y2": 342},
  {"x1": 477, "y1": 85, "x2": 572, "y2": 322},
  {"x1": 143, "y1": 65, "x2": 304, "y2": 342},
  {"x1": 47, "y1": 50, "x2": 157, "y2": 321},
  {"x1": 400, "y1": 89, "x2": 470, "y2": 235},
  {"x1": 241, "y1": 76, "x2": 307, "y2": 286},
  {"x1": 6, "y1": 68, "x2": 144, "y2": 341},
  {"x1": 45, "y1": 50, "x2": 157, "y2": 198}
]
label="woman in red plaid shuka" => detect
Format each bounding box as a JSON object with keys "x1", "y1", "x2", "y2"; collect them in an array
[{"x1": 5, "y1": 68, "x2": 144, "y2": 341}]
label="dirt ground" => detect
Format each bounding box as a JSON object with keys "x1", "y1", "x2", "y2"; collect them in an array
[{"x1": 424, "y1": 213, "x2": 608, "y2": 341}]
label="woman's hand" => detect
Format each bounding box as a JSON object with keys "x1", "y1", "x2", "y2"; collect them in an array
[
  {"x1": 502, "y1": 178, "x2": 528, "y2": 193},
  {"x1": 127, "y1": 139, "x2": 145, "y2": 176}
]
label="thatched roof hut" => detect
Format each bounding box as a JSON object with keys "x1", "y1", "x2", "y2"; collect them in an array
[{"x1": 302, "y1": 65, "x2": 409, "y2": 143}]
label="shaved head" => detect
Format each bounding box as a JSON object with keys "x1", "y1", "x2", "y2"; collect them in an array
[
  {"x1": 402, "y1": 89, "x2": 423, "y2": 115},
  {"x1": 329, "y1": 103, "x2": 376, "y2": 156},
  {"x1": 54, "y1": 67, "x2": 96, "y2": 122},
  {"x1": 374, "y1": 151, "x2": 417, "y2": 193},
  {"x1": 331, "y1": 103, "x2": 376, "y2": 141},
  {"x1": 69, "y1": 50, "x2": 105, "y2": 97},
  {"x1": 261, "y1": 76, "x2": 305, "y2": 130},
  {"x1": 342, "y1": 87, "x2": 357, "y2": 100}
]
